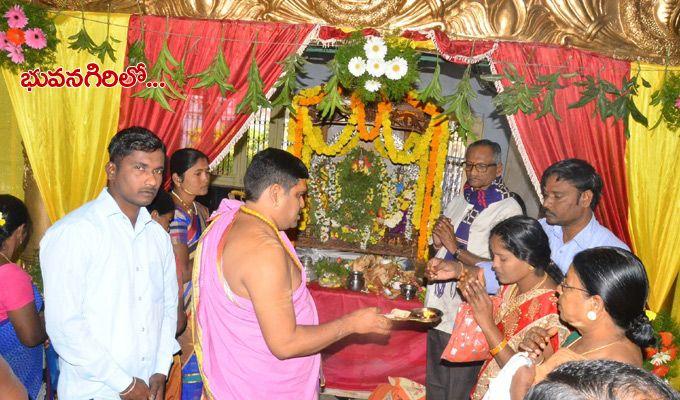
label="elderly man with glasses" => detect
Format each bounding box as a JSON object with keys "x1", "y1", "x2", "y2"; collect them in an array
[{"x1": 424, "y1": 139, "x2": 523, "y2": 400}]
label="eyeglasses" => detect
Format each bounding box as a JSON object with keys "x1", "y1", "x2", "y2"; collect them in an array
[
  {"x1": 559, "y1": 281, "x2": 590, "y2": 294},
  {"x1": 460, "y1": 162, "x2": 497, "y2": 173}
]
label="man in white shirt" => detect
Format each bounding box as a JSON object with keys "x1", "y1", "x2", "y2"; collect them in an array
[
  {"x1": 40, "y1": 127, "x2": 179, "y2": 400},
  {"x1": 425, "y1": 140, "x2": 522, "y2": 400}
]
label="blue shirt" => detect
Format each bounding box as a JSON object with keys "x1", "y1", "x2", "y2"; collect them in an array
[
  {"x1": 482, "y1": 215, "x2": 629, "y2": 294},
  {"x1": 540, "y1": 215, "x2": 629, "y2": 274},
  {"x1": 40, "y1": 189, "x2": 179, "y2": 399}
]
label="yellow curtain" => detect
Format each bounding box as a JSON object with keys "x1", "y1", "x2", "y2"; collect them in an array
[
  {"x1": 0, "y1": 72, "x2": 24, "y2": 199},
  {"x1": 627, "y1": 63, "x2": 680, "y2": 319},
  {"x1": 1, "y1": 12, "x2": 130, "y2": 222}
]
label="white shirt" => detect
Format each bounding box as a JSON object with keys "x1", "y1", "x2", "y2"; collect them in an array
[
  {"x1": 40, "y1": 189, "x2": 179, "y2": 399},
  {"x1": 425, "y1": 195, "x2": 522, "y2": 333}
]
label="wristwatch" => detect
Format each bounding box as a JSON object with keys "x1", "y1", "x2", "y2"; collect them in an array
[{"x1": 453, "y1": 248, "x2": 462, "y2": 260}]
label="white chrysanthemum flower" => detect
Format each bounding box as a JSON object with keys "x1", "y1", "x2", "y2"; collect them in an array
[
  {"x1": 384, "y1": 212, "x2": 403, "y2": 228},
  {"x1": 385, "y1": 57, "x2": 408, "y2": 80},
  {"x1": 364, "y1": 36, "x2": 387, "y2": 60},
  {"x1": 365, "y1": 79, "x2": 381, "y2": 92},
  {"x1": 366, "y1": 59, "x2": 385, "y2": 78},
  {"x1": 348, "y1": 56, "x2": 366, "y2": 77},
  {"x1": 651, "y1": 351, "x2": 672, "y2": 366}
]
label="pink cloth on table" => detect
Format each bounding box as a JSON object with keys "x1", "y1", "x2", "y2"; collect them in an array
[
  {"x1": 194, "y1": 199, "x2": 321, "y2": 400},
  {"x1": 0, "y1": 263, "x2": 34, "y2": 321}
]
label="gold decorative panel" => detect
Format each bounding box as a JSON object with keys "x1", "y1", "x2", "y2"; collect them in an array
[{"x1": 41, "y1": 0, "x2": 680, "y2": 64}]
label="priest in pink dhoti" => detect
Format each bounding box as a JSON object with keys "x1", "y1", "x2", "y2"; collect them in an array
[{"x1": 192, "y1": 148, "x2": 392, "y2": 399}]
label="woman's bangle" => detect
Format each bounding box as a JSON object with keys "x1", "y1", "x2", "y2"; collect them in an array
[
  {"x1": 119, "y1": 378, "x2": 137, "y2": 396},
  {"x1": 490, "y1": 339, "x2": 508, "y2": 357}
]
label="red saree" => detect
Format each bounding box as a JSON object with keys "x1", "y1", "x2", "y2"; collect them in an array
[{"x1": 471, "y1": 285, "x2": 568, "y2": 400}]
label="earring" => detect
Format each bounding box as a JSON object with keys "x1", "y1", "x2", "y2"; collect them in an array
[
  {"x1": 528, "y1": 265, "x2": 535, "y2": 272},
  {"x1": 586, "y1": 311, "x2": 597, "y2": 321}
]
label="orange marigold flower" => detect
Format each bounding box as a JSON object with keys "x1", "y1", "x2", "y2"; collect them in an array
[
  {"x1": 652, "y1": 365, "x2": 670, "y2": 378},
  {"x1": 660, "y1": 331, "x2": 674, "y2": 348},
  {"x1": 645, "y1": 347, "x2": 658, "y2": 359}
]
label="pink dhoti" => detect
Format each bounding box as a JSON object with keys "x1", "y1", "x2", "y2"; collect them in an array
[{"x1": 192, "y1": 199, "x2": 321, "y2": 400}]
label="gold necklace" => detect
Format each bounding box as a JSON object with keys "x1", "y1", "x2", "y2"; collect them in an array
[
  {"x1": 0, "y1": 251, "x2": 12, "y2": 264},
  {"x1": 239, "y1": 206, "x2": 302, "y2": 272},
  {"x1": 576, "y1": 337, "x2": 624, "y2": 356},
  {"x1": 171, "y1": 190, "x2": 196, "y2": 217},
  {"x1": 496, "y1": 275, "x2": 549, "y2": 324}
]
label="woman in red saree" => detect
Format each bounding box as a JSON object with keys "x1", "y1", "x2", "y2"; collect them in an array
[
  {"x1": 430, "y1": 216, "x2": 569, "y2": 399},
  {"x1": 468, "y1": 216, "x2": 569, "y2": 399}
]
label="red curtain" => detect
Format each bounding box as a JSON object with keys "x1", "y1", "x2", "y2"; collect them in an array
[
  {"x1": 492, "y1": 42, "x2": 632, "y2": 245},
  {"x1": 118, "y1": 16, "x2": 316, "y2": 164}
]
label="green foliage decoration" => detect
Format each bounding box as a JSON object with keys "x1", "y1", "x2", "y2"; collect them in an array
[
  {"x1": 270, "y1": 53, "x2": 307, "y2": 114},
  {"x1": 650, "y1": 72, "x2": 680, "y2": 131},
  {"x1": 235, "y1": 47, "x2": 271, "y2": 114}
]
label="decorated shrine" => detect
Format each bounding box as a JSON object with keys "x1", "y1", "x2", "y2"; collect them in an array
[{"x1": 1, "y1": 0, "x2": 680, "y2": 397}]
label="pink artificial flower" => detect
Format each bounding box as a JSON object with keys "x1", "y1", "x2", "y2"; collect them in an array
[
  {"x1": 0, "y1": 31, "x2": 9, "y2": 51},
  {"x1": 4, "y1": 5, "x2": 28, "y2": 29},
  {"x1": 675, "y1": 96, "x2": 680, "y2": 109},
  {"x1": 6, "y1": 43, "x2": 24, "y2": 64},
  {"x1": 24, "y1": 28, "x2": 46, "y2": 49}
]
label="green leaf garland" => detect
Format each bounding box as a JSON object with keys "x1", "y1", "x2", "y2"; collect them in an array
[
  {"x1": 569, "y1": 72, "x2": 648, "y2": 137},
  {"x1": 127, "y1": 39, "x2": 148, "y2": 66},
  {"x1": 270, "y1": 53, "x2": 307, "y2": 114},
  {"x1": 417, "y1": 61, "x2": 444, "y2": 104},
  {"x1": 67, "y1": 13, "x2": 96, "y2": 54},
  {"x1": 235, "y1": 48, "x2": 271, "y2": 114},
  {"x1": 68, "y1": 9, "x2": 120, "y2": 64},
  {"x1": 317, "y1": 60, "x2": 347, "y2": 119},
  {"x1": 190, "y1": 49, "x2": 235, "y2": 96},
  {"x1": 132, "y1": 38, "x2": 185, "y2": 112},
  {"x1": 441, "y1": 64, "x2": 477, "y2": 138},
  {"x1": 650, "y1": 72, "x2": 680, "y2": 131},
  {"x1": 92, "y1": 10, "x2": 120, "y2": 63}
]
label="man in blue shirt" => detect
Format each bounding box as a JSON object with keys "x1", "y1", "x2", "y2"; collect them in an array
[
  {"x1": 539, "y1": 158, "x2": 629, "y2": 274},
  {"x1": 481, "y1": 158, "x2": 629, "y2": 294}
]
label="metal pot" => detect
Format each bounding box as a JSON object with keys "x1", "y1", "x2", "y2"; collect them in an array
[
  {"x1": 347, "y1": 271, "x2": 365, "y2": 291},
  {"x1": 401, "y1": 283, "x2": 417, "y2": 300}
]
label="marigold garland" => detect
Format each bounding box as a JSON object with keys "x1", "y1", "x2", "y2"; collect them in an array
[
  {"x1": 416, "y1": 122, "x2": 444, "y2": 259},
  {"x1": 377, "y1": 117, "x2": 433, "y2": 164},
  {"x1": 299, "y1": 105, "x2": 357, "y2": 156},
  {"x1": 289, "y1": 85, "x2": 452, "y2": 259},
  {"x1": 354, "y1": 96, "x2": 391, "y2": 141},
  {"x1": 428, "y1": 124, "x2": 450, "y2": 243},
  {"x1": 411, "y1": 150, "x2": 429, "y2": 241}
]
